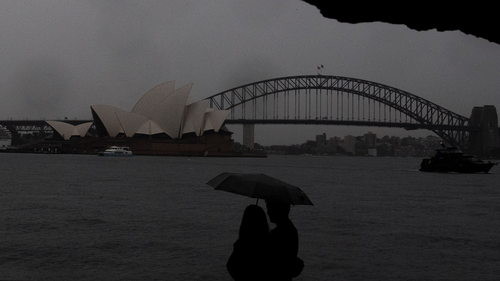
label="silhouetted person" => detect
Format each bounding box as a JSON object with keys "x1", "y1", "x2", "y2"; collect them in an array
[
  {"x1": 227, "y1": 204, "x2": 271, "y2": 281},
  {"x1": 266, "y1": 200, "x2": 299, "y2": 280}
]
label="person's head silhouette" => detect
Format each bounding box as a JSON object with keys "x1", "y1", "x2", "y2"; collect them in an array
[
  {"x1": 265, "y1": 200, "x2": 290, "y2": 224},
  {"x1": 239, "y1": 204, "x2": 269, "y2": 240}
]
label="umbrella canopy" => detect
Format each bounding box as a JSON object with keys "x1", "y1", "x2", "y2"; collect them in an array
[{"x1": 206, "y1": 172, "x2": 313, "y2": 206}]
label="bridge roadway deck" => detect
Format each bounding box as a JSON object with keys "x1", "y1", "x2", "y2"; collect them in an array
[
  {"x1": 224, "y1": 119, "x2": 477, "y2": 131},
  {"x1": 0, "y1": 119, "x2": 479, "y2": 133}
]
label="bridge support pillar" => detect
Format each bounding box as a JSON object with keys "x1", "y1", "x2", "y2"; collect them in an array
[
  {"x1": 243, "y1": 124, "x2": 254, "y2": 149},
  {"x1": 468, "y1": 105, "x2": 500, "y2": 155}
]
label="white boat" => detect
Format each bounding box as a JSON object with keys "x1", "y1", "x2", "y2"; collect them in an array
[{"x1": 98, "y1": 146, "x2": 133, "y2": 157}]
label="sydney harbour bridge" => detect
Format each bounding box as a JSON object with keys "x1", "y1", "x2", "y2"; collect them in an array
[
  {"x1": 206, "y1": 75, "x2": 497, "y2": 153},
  {"x1": 2, "y1": 75, "x2": 499, "y2": 153}
]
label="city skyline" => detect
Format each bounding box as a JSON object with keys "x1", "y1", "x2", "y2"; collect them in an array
[
  {"x1": 245, "y1": 127, "x2": 440, "y2": 147},
  {"x1": 229, "y1": 124, "x2": 442, "y2": 146}
]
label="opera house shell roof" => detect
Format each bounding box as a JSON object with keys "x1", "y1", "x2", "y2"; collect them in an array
[
  {"x1": 90, "y1": 81, "x2": 230, "y2": 139},
  {"x1": 46, "y1": 120, "x2": 93, "y2": 140}
]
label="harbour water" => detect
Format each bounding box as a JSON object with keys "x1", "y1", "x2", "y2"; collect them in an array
[{"x1": 1, "y1": 153, "x2": 499, "y2": 280}]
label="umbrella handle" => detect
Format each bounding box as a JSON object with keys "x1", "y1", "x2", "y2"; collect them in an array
[{"x1": 256, "y1": 198, "x2": 259, "y2": 205}]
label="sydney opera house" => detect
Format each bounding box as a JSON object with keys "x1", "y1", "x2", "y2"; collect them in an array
[{"x1": 43, "y1": 81, "x2": 236, "y2": 156}]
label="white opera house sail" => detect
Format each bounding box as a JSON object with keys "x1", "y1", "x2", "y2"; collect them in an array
[{"x1": 90, "y1": 81, "x2": 230, "y2": 139}]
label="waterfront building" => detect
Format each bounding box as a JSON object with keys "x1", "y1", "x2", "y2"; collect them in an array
[
  {"x1": 342, "y1": 135, "x2": 356, "y2": 155},
  {"x1": 364, "y1": 131, "x2": 377, "y2": 148},
  {"x1": 316, "y1": 133, "x2": 326, "y2": 145},
  {"x1": 328, "y1": 136, "x2": 341, "y2": 148},
  {"x1": 367, "y1": 148, "x2": 377, "y2": 156},
  {"x1": 39, "y1": 81, "x2": 239, "y2": 156}
]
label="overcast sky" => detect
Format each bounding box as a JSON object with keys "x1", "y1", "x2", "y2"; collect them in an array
[{"x1": 1, "y1": 0, "x2": 499, "y2": 145}]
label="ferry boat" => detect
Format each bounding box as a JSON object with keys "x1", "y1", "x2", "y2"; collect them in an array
[
  {"x1": 98, "y1": 146, "x2": 133, "y2": 157},
  {"x1": 420, "y1": 144, "x2": 497, "y2": 173}
]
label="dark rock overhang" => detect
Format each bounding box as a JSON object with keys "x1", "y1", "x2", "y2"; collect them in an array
[{"x1": 302, "y1": 1, "x2": 499, "y2": 45}]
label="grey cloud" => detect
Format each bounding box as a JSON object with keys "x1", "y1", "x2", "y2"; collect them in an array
[{"x1": 9, "y1": 58, "x2": 71, "y2": 119}]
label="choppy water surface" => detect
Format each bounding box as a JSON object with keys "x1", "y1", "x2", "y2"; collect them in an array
[{"x1": 1, "y1": 153, "x2": 499, "y2": 280}]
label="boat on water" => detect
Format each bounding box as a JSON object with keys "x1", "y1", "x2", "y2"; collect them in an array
[
  {"x1": 98, "y1": 146, "x2": 133, "y2": 157},
  {"x1": 420, "y1": 144, "x2": 497, "y2": 173}
]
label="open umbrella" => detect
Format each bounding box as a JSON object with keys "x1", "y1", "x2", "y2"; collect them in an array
[{"x1": 206, "y1": 172, "x2": 313, "y2": 206}]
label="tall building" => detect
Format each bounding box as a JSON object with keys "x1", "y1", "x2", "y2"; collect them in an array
[
  {"x1": 316, "y1": 133, "x2": 326, "y2": 145},
  {"x1": 329, "y1": 136, "x2": 341, "y2": 148},
  {"x1": 364, "y1": 132, "x2": 377, "y2": 148},
  {"x1": 343, "y1": 135, "x2": 356, "y2": 155}
]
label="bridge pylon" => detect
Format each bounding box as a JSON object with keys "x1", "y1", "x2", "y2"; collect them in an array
[
  {"x1": 467, "y1": 105, "x2": 500, "y2": 155},
  {"x1": 243, "y1": 124, "x2": 254, "y2": 149}
]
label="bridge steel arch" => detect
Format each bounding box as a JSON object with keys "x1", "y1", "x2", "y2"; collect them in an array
[{"x1": 206, "y1": 75, "x2": 473, "y2": 148}]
